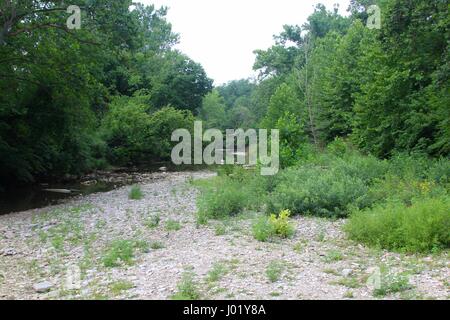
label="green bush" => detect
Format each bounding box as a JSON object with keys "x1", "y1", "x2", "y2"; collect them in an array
[
  {"x1": 197, "y1": 177, "x2": 248, "y2": 221},
  {"x1": 345, "y1": 196, "x2": 450, "y2": 253},
  {"x1": 426, "y1": 158, "x2": 450, "y2": 185},
  {"x1": 267, "y1": 166, "x2": 369, "y2": 218},
  {"x1": 101, "y1": 97, "x2": 195, "y2": 165},
  {"x1": 252, "y1": 210, "x2": 295, "y2": 242},
  {"x1": 367, "y1": 175, "x2": 448, "y2": 207},
  {"x1": 331, "y1": 154, "x2": 389, "y2": 185},
  {"x1": 326, "y1": 137, "x2": 353, "y2": 157},
  {"x1": 129, "y1": 185, "x2": 144, "y2": 200},
  {"x1": 171, "y1": 272, "x2": 201, "y2": 300},
  {"x1": 252, "y1": 215, "x2": 276, "y2": 242}
]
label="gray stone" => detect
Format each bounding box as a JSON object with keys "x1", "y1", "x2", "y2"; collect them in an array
[
  {"x1": 1, "y1": 248, "x2": 17, "y2": 256},
  {"x1": 342, "y1": 269, "x2": 353, "y2": 277},
  {"x1": 33, "y1": 281, "x2": 53, "y2": 293}
]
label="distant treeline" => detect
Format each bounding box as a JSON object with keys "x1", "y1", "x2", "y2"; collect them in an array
[{"x1": 200, "y1": 0, "x2": 449, "y2": 167}]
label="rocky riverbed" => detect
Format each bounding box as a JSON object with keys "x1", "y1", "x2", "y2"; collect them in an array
[{"x1": 0, "y1": 171, "x2": 448, "y2": 300}]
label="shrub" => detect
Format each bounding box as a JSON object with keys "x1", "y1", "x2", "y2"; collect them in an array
[
  {"x1": 267, "y1": 166, "x2": 369, "y2": 218},
  {"x1": 129, "y1": 185, "x2": 144, "y2": 200},
  {"x1": 101, "y1": 97, "x2": 195, "y2": 165},
  {"x1": 252, "y1": 215, "x2": 276, "y2": 242},
  {"x1": 345, "y1": 196, "x2": 450, "y2": 253},
  {"x1": 326, "y1": 137, "x2": 352, "y2": 157},
  {"x1": 171, "y1": 272, "x2": 201, "y2": 300},
  {"x1": 197, "y1": 178, "x2": 248, "y2": 221},
  {"x1": 252, "y1": 210, "x2": 295, "y2": 242},
  {"x1": 268, "y1": 209, "x2": 295, "y2": 238},
  {"x1": 426, "y1": 158, "x2": 450, "y2": 185},
  {"x1": 367, "y1": 175, "x2": 447, "y2": 206},
  {"x1": 149, "y1": 241, "x2": 165, "y2": 250},
  {"x1": 331, "y1": 154, "x2": 389, "y2": 185}
]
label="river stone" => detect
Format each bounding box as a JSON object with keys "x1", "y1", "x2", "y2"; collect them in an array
[
  {"x1": 33, "y1": 281, "x2": 53, "y2": 293},
  {"x1": 342, "y1": 269, "x2": 353, "y2": 277},
  {"x1": 1, "y1": 248, "x2": 17, "y2": 256}
]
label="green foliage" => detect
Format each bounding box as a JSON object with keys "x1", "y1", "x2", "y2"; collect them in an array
[
  {"x1": 268, "y1": 209, "x2": 295, "y2": 238},
  {"x1": 252, "y1": 215, "x2": 276, "y2": 242},
  {"x1": 267, "y1": 165, "x2": 369, "y2": 218},
  {"x1": 129, "y1": 185, "x2": 144, "y2": 200},
  {"x1": 266, "y1": 260, "x2": 285, "y2": 282},
  {"x1": 207, "y1": 263, "x2": 228, "y2": 283},
  {"x1": 324, "y1": 250, "x2": 344, "y2": 263},
  {"x1": 102, "y1": 101, "x2": 195, "y2": 165},
  {"x1": 109, "y1": 280, "x2": 135, "y2": 296},
  {"x1": 260, "y1": 83, "x2": 301, "y2": 129},
  {"x1": 145, "y1": 214, "x2": 161, "y2": 229},
  {"x1": 0, "y1": 2, "x2": 209, "y2": 189},
  {"x1": 252, "y1": 210, "x2": 295, "y2": 242},
  {"x1": 351, "y1": 0, "x2": 449, "y2": 157},
  {"x1": 102, "y1": 240, "x2": 137, "y2": 268},
  {"x1": 165, "y1": 220, "x2": 182, "y2": 232},
  {"x1": 149, "y1": 241, "x2": 165, "y2": 250},
  {"x1": 345, "y1": 196, "x2": 450, "y2": 253},
  {"x1": 200, "y1": 90, "x2": 227, "y2": 129},
  {"x1": 197, "y1": 177, "x2": 248, "y2": 221},
  {"x1": 373, "y1": 273, "x2": 413, "y2": 297},
  {"x1": 171, "y1": 272, "x2": 201, "y2": 300}
]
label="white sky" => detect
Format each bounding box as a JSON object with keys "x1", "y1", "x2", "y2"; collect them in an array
[{"x1": 141, "y1": 0, "x2": 351, "y2": 85}]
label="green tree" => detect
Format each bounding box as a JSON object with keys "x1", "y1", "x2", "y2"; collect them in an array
[{"x1": 199, "y1": 90, "x2": 227, "y2": 129}]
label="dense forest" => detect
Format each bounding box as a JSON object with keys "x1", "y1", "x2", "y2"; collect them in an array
[
  {"x1": 1, "y1": 0, "x2": 448, "y2": 190},
  {"x1": 0, "y1": 0, "x2": 211, "y2": 189}
]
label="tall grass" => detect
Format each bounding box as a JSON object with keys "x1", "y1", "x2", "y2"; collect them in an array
[{"x1": 345, "y1": 196, "x2": 450, "y2": 253}]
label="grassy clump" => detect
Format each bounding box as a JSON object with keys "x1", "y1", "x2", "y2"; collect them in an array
[
  {"x1": 345, "y1": 196, "x2": 450, "y2": 253},
  {"x1": 197, "y1": 177, "x2": 248, "y2": 222},
  {"x1": 324, "y1": 250, "x2": 344, "y2": 263},
  {"x1": 171, "y1": 272, "x2": 201, "y2": 300},
  {"x1": 165, "y1": 219, "x2": 182, "y2": 231},
  {"x1": 373, "y1": 273, "x2": 413, "y2": 297},
  {"x1": 149, "y1": 241, "x2": 165, "y2": 250},
  {"x1": 195, "y1": 166, "x2": 273, "y2": 224},
  {"x1": 144, "y1": 214, "x2": 160, "y2": 229},
  {"x1": 129, "y1": 185, "x2": 144, "y2": 200},
  {"x1": 102, "y1": 239, "x2": 148, "y2": 267},
  {"x1": 214, "y1": 224, "x2": 227, "y2": 236},
  {"x1": 206, "y1": 263, "x2": 228, "y2": 283},
  {"x1": 266, "y1": 260, "x2": 285, "y2": 282},
  {"x1": 109, "y1": 280, "x2": 134, "y2": 296},
  {"x1": 252, "y1": 210, "x2": 295, "y2": 242}
]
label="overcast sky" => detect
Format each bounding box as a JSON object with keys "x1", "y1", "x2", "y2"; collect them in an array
[{"x1": 141, "y1": 0, "x2": 351, "y2": 85}]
